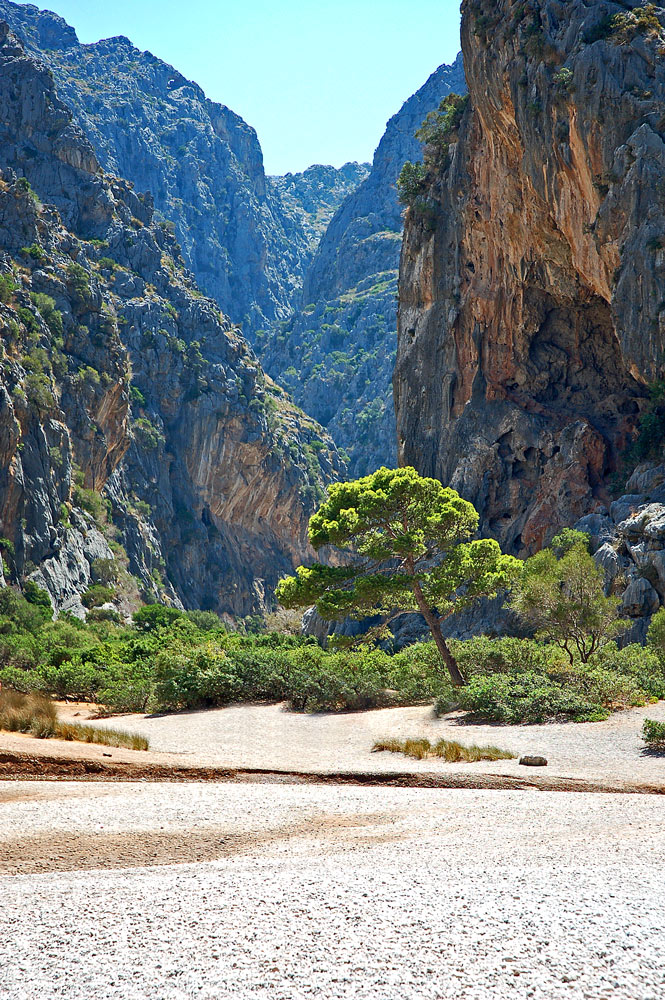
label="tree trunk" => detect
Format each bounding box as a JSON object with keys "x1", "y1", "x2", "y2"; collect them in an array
[{"x1": 411, "y1": 583, "x2": 466, "y2": 687}]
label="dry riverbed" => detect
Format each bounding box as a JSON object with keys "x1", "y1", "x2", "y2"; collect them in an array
[
  {"x1": 1, "y1": 781, "x2": 664, "y2": 1000},
  {"x1": 45, "y1": 698, "x2": 665, "y2": 789}
]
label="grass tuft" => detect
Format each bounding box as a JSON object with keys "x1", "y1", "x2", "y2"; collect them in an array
[
  {"x1": 0, "y1": 690, "x2": 149, "y2": 750},
  {"x1": 372, "y1": 736, "x2": 515, "y2": 762}
]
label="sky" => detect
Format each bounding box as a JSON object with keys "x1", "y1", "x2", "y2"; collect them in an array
[{"x1": 24, "y1": 0, "x2": 463, "y2": 175}]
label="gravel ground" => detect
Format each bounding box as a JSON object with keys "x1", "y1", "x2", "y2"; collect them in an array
[
  {"x1": 1, "y1": 782, "x2": 664, "y2": 999},
  {"x1": 76, "y1": 699, "x2": 665, "y2": 785}
]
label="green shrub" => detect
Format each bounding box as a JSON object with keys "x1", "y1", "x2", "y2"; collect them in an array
[
  {"x1": 458, "y1": 671, "x2": 604, "y2": 723},
  {"x1": 553, "y1": 67, "x2": 574, "y2": 92},
  {"x1": 72, "y1": 485, "x2": 108, "y2": 525},
  {"x1": 591, "y1": 642, "x2": 665, "y2": 700},
  {"x1": 90, "y1": 557, "x2": 118, "y2": 585},
  {"x1": 86, "y1": 607, "x2": 122, "y2": 624},
  {"x1": 21, "y1": 244, "x2": 47, "y2": 262},
  {"x1": 15, "y1": 177, "x2": 40, "y2": 205},
  {"x1": 132, "y1": 604, "x2": 184, "y2": 632},
  {"x1": 38, "y1": 660, "x2": 101, "y2": 701},
  {"x1": 642, "y1": 718, "x2": 665, "y2": 750},
  {"x1": 415, "y1": 93, "x2": 469, "y2": 151},
  {"x1": 16, "y1": 306, "x2": 40, "y2": 337},
  {"x1": 82, "y1": 584, "x2": 115, "y2": 609},
  {"x1": 397, "y1": 161, "x2": 427, "y2": 207},
  {"x1": 66, "y1": 262, "x2": 92, "y2": 309},
  {"x1": 23, "y1": 580, "x2": 52, "y2": 610},
  {"x1": 0, "y1": 273, "x2": 17, "y2": 303},
  {"x1": 24, "y1": 372, "x2": 55, "y2": 412},
  {"x1": 30, "y1": 293, "x2": 63, "y2": 339},
  {"x1": 448, "y1": 636, "x2": 565, "y2": 678},
  {"x1": 610, "y1": 3, "x2": 662, "y2": 43},
  {"x1": 132, "y1": 417, "x2": 165, "y2": 450}
]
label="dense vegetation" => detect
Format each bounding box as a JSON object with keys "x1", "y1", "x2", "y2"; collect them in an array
[
  {"x1": 1, "y1": 578, "x2": 663, "y2": 726},
  {"x1": 0, "y1": 588, "x2": 448, "y2": 714}
]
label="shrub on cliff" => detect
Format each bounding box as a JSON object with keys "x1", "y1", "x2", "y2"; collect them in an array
[
  {"x1": 397, "y1": 161, "x2": 427, "y2": 207},
  {"x1": 416, "y1": 93, "x2": 469, "y2": 153},
  {"x1": 276, "y1": 466, "x2": 519, "y2": 687}
]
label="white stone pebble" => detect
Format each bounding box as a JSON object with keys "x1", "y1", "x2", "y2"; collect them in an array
[{"x1": 1, "y1": 783, "x2": 664, "y2": 999}]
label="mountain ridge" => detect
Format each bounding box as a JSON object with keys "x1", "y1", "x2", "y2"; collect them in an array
[{"x1": 0, "y1": 18, "x2": 342, "y2": 619}]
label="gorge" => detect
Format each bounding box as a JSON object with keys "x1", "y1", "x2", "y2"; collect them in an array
[{"x1": 1, "y1": 0, "x2": 665, "y2": 638}]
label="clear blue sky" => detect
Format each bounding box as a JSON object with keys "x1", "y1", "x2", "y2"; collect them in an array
[{"x1": 27, "y1": 0, "x2": 463, "y2": 174}]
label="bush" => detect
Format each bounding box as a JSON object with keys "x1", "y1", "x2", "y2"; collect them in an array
[
  {"x1": 415, "y1": 93, "x2": 469, "y2": 151},
  {"x1": 82, "y1": 584, "x2": 115, "y2": 609},
  {"x1": 448, "y1": 636, "x2": 565, "y2": 678},
  {"x1": 458, "y1": 671, "x2": 605, "y2": 724},
  {"x1": 133, "y1": 604, "x2": 184, "y2": 632},
  {"x1": 397, "y1": 161, "x2": 427, "y2": 207},
  {"x1": 591, "y1": 642, "x2": 665, "y2": 700},
  {"x1": 642, "y1": 718, "x2": 665, "y2": 750},
  {"x1": 23, "y1": 580, "x2": 52, "y2": 610},
  {"x1": 0, "y1": 273, "x2": 17, "y2": 303},
  {"x1": 39, "y1": 660, "x2": 102, "y2": 701},
  {"x1": 30, "y1": 293, "x2": 63, "y2": 339},
  {"x1": 24, "y1": 372, "x2": 55, "y2": 412},
  {"x1": 610, "y1": 3, "x2": 662, "y2": 43},
  {"x1": 647, "y1": 606, "x2": 665, "y2": 661},
  {"x1": 66, "y1": 262, "x2": 92, "y2": 308},
  {"x1": 132, "y1": 417, "x2": 165, "y2": 450},
  {"x1": 21, "y1": 244, "x2": 47, "y2": 262},
  {"x1": 91, "y1": 557, "x2": 118, "y2": 585}
]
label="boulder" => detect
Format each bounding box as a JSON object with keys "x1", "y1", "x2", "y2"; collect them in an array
[
  {"x1": 574, "y1": 513, "x2": 614, "y2": 552},
  {"x1": 626, "y1": 464, "x2": 665, "y2": 496},
  {"x1": 610, "y1": 497, "x2": 648, "y2": 527},
  {"x1": 621, "y1": 577, "x2": 660, "y2": 618},
  {"x1": 593, "y1": 542, "x2": 622, "y2": 591}
]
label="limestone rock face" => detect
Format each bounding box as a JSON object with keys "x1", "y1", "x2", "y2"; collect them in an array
[
  {"x1": 262, "y1": 56, "x2": 467, "y2": 476},
  {"x1": 0, "y1": 23, "x2": 342, "y2": 617},
  {"x1": 267, "y1": 163, "x2": 371, "y2": 254},
  {"x1": 395, "y1": 0, "x2": 665, "y2": 555},
  {"x1": 0, "y1": 1, "x2": 364, "y2": 339}
]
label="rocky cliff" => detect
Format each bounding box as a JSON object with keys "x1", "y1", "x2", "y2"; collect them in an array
[
  {"x1": 261, "y1": 56, "x2": 467, "y2": 475},
  {"x1": 0, "y1": 1, "x2": 366, "y2": 339},
  {"x1": 396, "y1": 0, "x2": 665, "y2": 557},
  {"x1": 0, "y1": 22, "x2": 342, "y2": 618},
  {"x1": 267, "y1": 162, "x2": 370, "y2": 256}
]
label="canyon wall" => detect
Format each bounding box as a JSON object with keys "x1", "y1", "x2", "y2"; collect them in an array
[
  {"x1": 396, "y1": 0, "x2": 665, "y2": 555},
  {"x1": 0, "y1": 22, "x2": 342, "y2": 618}
]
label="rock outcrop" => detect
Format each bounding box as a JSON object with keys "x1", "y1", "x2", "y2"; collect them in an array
[
  {"x1": 396, "y1": 0, "x2": 665, "y2": 555},
  {"x1": 262, "y1": 56, "x2": 466, "y2": 476},
  {"x1": 0, "y1": 0, "x2": 366, "y2": 339},
  {"x1": 0, "y1": 22, "x2": 342, "y2": 618},
  {"x1": 575, "y1": 463, "x2": 665, "y2": 640}
]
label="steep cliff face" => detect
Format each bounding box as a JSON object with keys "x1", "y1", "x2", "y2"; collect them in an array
[
  {"x1": 396, "y1": 0, "x2": 665, "y2": 555},
  {"x1": 0, "y1": 22, "x2": 342, "y2": 618},
  {"x1": 267, "y1": 162, "x2": 370, "y2": 255},
  {"x1": 0, "y1": 0, "x2": 365, "y2": 339},
  {"x1": 262, "y1": 56, "x2": 467, "y2": 476}
]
